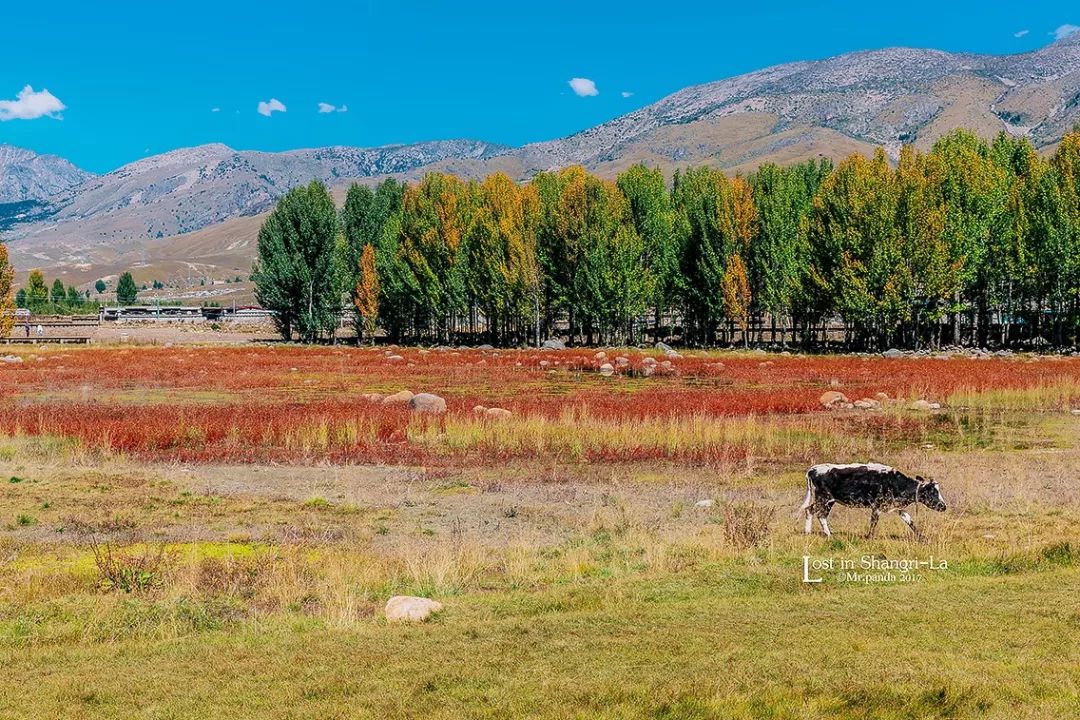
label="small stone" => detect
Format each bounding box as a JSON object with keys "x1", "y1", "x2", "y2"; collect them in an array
[
  {"x1": 694, "y1": 499, "x2": 714, "y2": 508},
  {"x1": 599, "y1": 363, "x2": 615, "y2": 376},
  {"x1": 485, "y1": 407, "x2": 513, "y2": 420},
  {"x1": 819, "y1": 391, "x2": 849, "y2": 408},
  {"x1": 385, "y1": 595, "x2": 443, "y2": 623},
  {"x1": 882, "y1": 348, "x2": 904, "y2": 359},
  {"x1": 594, "y1": 351, "x2": 607, "y2": 360},
  {"x1": 382, "y1": 390, "x2": 415, "y2": 405},
  {"x1": 472, "y1": 405, "x2": 488, "y2": 415}
]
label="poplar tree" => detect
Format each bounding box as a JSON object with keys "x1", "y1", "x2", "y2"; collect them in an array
[
  {"x1": 354, "y1": 244, "x2": 380, "y2": 344},
  {"x1": 252, "y1": 180, "x2": 340, "y2": 342},
  {"x1": 0, "y1": 242, "x2": 13, "y2": 337}
]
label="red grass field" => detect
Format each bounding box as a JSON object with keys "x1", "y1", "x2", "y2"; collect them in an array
[{"x1": 2, "y1": 345, "x2": 1078, "y2": 464}]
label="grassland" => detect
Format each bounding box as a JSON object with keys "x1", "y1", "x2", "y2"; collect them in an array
[{"x1": 0, "y1": 345, "x2": 1078, "y2": 718}]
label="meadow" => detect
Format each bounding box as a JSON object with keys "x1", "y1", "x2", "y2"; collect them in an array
[{"x1": 1, "y1": 344, "x2": 1079, "y2": 719}]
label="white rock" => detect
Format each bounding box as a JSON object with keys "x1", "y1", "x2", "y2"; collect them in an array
[
  {"x1": 599, "y1": 363, "x2": 614, "y2": 376},
  {"x1": 694, "y1": 499, "x2": 714, "y2": 508},
  {"x1": 385, "y1": 596, "x2": 443, "y2": 623},
  {"x1": 409, "y1": 393, "x2": 447, "y2": 414},
  {"x1": 382, "y1": 390, "x2": 415, "y2": 405}
]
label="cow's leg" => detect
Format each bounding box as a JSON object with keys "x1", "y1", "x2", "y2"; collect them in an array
[
  {"x1": 899, "y1": 511, "x2": 921, "y2": 540},
  {"x1": 817, "y1": 502, "x2": 833, "y2": 537},
  {"x1": 804, "y1": 507, "x2": 814, "y2": 535},
  {"x1": 867, "y1": 508, "x2": 880, "y2": 538}
]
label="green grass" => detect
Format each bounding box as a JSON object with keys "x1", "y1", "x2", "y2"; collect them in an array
[{"x1": 0, "y1": 562, "x2": 1077, "y2": 719}]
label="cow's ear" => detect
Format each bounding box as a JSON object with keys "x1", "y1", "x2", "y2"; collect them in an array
[{"x1": 916, "y1": 475, "x2": 925, "y2": 482}]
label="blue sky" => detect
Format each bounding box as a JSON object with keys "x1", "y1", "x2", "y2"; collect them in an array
[{"x1": 2, "y1": 1, "x2": 1078, "y2": 173}]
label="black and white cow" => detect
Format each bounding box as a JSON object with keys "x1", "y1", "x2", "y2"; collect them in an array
[{"x1": 797, "y1": 463, "x2": 947, "y2": 538}]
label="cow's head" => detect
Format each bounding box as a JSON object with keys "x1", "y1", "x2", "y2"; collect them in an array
[{"x1": 916, "y1": 477, "x2": 947, "y2": 511}]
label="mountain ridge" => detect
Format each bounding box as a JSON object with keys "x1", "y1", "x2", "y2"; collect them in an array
[{"x1": 3, "y1": 35, "x2": 1080, "y2": 282}]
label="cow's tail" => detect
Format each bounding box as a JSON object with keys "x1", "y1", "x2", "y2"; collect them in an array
[{"x1": 794, "y1": 468, "x2": 815, "y2": 518}]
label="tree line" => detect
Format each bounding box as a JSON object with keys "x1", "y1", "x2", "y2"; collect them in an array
[
  {"x1": 13, "y1": 270, "x2": 103, "y2": 315},
  {"x1": 252, "y1": 128, "x2": 1080, "y2": 350}
]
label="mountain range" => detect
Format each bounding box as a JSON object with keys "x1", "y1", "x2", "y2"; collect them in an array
[{"x1": 2, "y1": 33, "x2": 1079, "y2": 290}]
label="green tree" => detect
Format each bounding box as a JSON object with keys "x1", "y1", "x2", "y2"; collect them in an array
[
  {"x1": 66, "y1": 285, "x2": 81, "y2": 304},
  {"x1": 252, "y1": 181, "x2": 342, "y2": 342},
  {"x1": 398, "y1": 173, "x2": 471, "y2": 341},
  {"x1": 617, "y1": 164, "x2": 677, "y2": 338},
  {"x1": 805, "y1": 149, "x2": 908, "y2": 347},
  {"x1": 749, "y1": 159, "x2": 831, "y2": 345},
  {"x1": 116, "y1": 272, "x2": 138, "y2": 305},
  {"x1": 51, "y1": 279, "x2": 66, "y2": 304},
  {"x1": 27, "y1": 270, "x2": 49, "y2": 306},
  {"x1": 924, "y1": 130, "x2": 1009, "y2": 344},
  {"x1": 94, "y1": 279, "x2": 106, "y2": 294}
]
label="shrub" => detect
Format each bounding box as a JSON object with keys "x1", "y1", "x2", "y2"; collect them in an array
[
  {"x1": 92, "y1": 541, "x2": 172, "y2": 593},
  {"x1": 720, "y1": 502, "x2": 775, "y2": 549}
]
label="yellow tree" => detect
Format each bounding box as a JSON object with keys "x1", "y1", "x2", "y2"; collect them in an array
[
  {"x1": 721, "y1": 252, "x2": 752, "y2": 347},
  {"x1": 354, "y1": 244, "x2": 380, "y2": 345},
  {"x1": 0, "y1": 242, "x2": 13, "y2": 338}
]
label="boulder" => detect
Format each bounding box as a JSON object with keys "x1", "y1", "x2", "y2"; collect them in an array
[
  {"x1": 1, "y1": 355, "x2": 23, "y2": 364},
  {"x1": 909, "y1": 399, "x2": 938, "y2": 411},
  {"x1": 476, "y1": 344, "x2": 494, "y2": 351},
  {"x1": 541, "y1": 339, "x2": 566, "y2": 350},
  {"x1": 485, "y1": 407, "x2": 513, "y2": 420},
  {"x1": 594, "y1": 351, "x2": 607, "y2": 360},
  {"x1": 385, "y1": 595, "x2": 443, "y2": 623},
  {"x1": 882, "y1": 348, "x2": 904, "y2": 359},
  {"x1": 655, "y1": 341, "x2": 674, "y2": 354},
  {"x1": 853, "y1": 398, "x2": 880, "y2": 410},
  {"x1": 642, "y1": 357, "x2": 657, "y2": 367},
  {"x1": 599, "y1": 363, "x2": 615, "y2": 376},
  {"x1": 615, "y1": 356, "x2": 629, "y2": 367},
  {"x1": 382, "y1": 390, "x2": 415, "y2": 406},
  {"x1": 874, "y1": 392, "x2": 890, "y2": 402},
  {"x1": 386, "y1": 354, "x2": 405, "y2": 362},
  {"x1": 819, "y1": 391, "x2": 850, "y2": 408},
  {"x1": 472, "y1": 405, "x2": 488, "y2": 415},
  {"x1": 409, "y1": 393, "x2": 447, "y2": 414}
]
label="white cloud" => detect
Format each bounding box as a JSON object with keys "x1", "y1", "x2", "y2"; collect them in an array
[
  {"x1": 211, "y1": 107, "x2": 221, "y2": 113},
  {"x1": 318, "y1": 102, "x2": 348, "y2": 114},
  {"x1": 257, "y1": 98, "x2": 286, "y2": 116},
  {"x1": 568, "y1": 78, "x2": 598, "y2": 97},
  {"x1": 0, "y1": 85, "x2": 66, "y2": 121},
  {"x1": 621, "y1": 91, "x2": 633, "y2": 98},
  {"x1": 1053, "y1": 24, "x2": 1079, "y2": 40},
  {"x1": 1014, "y1": 29, "x2": 1029, "y2": 38}
]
